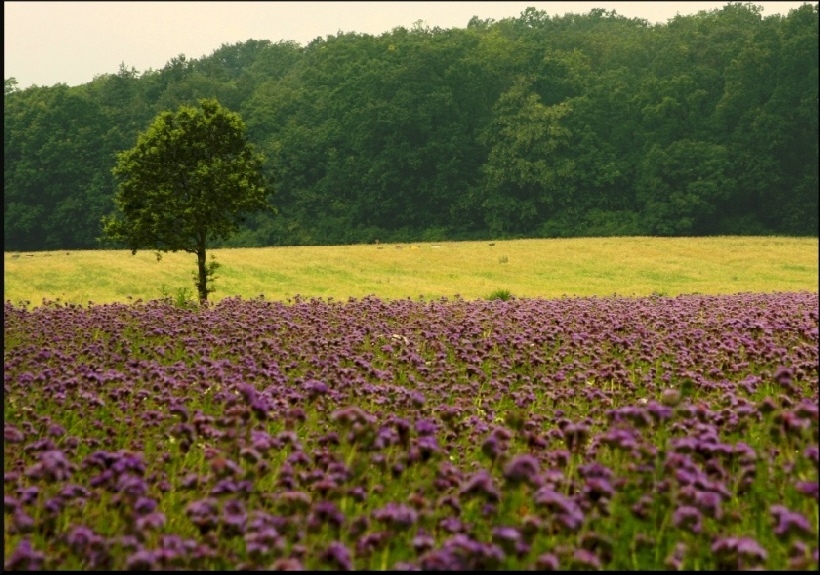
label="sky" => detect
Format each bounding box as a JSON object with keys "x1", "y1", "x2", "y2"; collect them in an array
[{"x1": 5, "y1": 1, "x2": 812, "y2": 89}]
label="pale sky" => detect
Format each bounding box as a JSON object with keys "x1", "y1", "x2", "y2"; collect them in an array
[{"x1": 4, "y1": 2, "x2": 811, "y2": 89}]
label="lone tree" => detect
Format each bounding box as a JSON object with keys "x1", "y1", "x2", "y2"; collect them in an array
[{"x1": 102, "y1": 98, "x2": 272, "y2": 303}]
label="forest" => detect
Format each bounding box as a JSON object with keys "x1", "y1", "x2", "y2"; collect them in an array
[{"x1": 4, "y1": 3, "x2": 818, "y2": 252}]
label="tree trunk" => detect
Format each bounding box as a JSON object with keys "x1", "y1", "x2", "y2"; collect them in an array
[{"x1": 196, "y1": 247, "x2": 208, "y2": 304}]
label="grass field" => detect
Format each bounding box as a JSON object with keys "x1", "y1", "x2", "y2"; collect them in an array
[{"x1": 4, "y1": 236, "x2": 818, "y2": 307}]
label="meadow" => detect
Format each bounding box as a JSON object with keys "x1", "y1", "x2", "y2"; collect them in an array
[
  {"x1": 4, "y1": 236, "x2": 819, "y2": 570},
  {"x1": 4, "y1": 236, "x2": 819, "y2": 306}
]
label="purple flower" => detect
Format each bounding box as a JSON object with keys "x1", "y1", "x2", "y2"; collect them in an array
[
  {"x1": 481, "y1": 436, "x2": 505, "y2": 460},
  {"x1": 133, "y1": 496, "x2": 157, "y2": 516},
  {"x1": 309, "y1": 501, "x2": 345, "y2": 530},
  {"x1": 4, "y1": 425, "x2": 25, "y2": 443},
  {"x1": 418, "y1": 549, "x2": 463, "y2": 571},
  {"x1": 534, "y1": 488, "x2": 585, "y2": 533},
  {"x1": 672, "y1": 505, "x2": 703, "y2": 534},
  {"x1": 439, "y1": 516, "x2": 467, "y2": 534},
  {"x1": 4, "y1": 538, "x2": 46, "y2": 571},
  {"x1": 4, "y1": 495, "x2": 20, "y2": 512},
  {"x1": 372, "y1": 502, "x2": 418, "y2": 530},
  {"x1": 503, "y1": 454, "x2": 540, "y2": 486},
  {"x1": 664, "y1": 542, "x2": 687, "y2": 570},
  {"x1": 556, "y1": 510, "x2": 585, "y2": 532},
  {"x1": 795, "y1": 480, "x2": 818, "y2": 500},
  {"x1": 571, "y1": 548, "x2": 602, "y2": 570},
  {"x1": 320, "y1": 541, "x2": 353, "y2": 570},
  {"x1": 491, "y1": 526, "x2": 522, "y2": 555},
  {"x1": 416, "y1": 435, "x2": 440, "y2": 458},
  {"x1": 125, "y1": 549, "x2": 157, "y2": 571},
  {"x1": 583, "y1": 477, "x2": 614, "y2": 503},
  {"x1": 771, "y1": 505, "x2": 814, "y2": 539},
  {"x1": 277, "y1": 491, "x2": 312, "y2": 512},
  {"x1": 64, "y1": 525, "x2": 105, "y2": 553},
  {"x1": 459, "y1": 470, "x2": 501, "y2": 502},
  {"x1": 409, "y1": 392, "x2": 426, "y2": 408},
  {"x1": 331, "y1": 407, "x2": 374, "y2": 426},
  {"x1": 304, "y1": 379, "x2": 329, "y2": 400},
  {"x1": 693, "y1": 491, "x2": 724, "y2": 520},
  {"x1": 534, "y1": 487, "x2": 579, "y2": 516},
  {"x1": 25, "y1": 449, "x2": 75, "y2": 482},
  {"x1": 415, "y1": 418, "x2": 438, "y2": 436},
  {"x1": 269, "y1": 557, "x2": 305, "y2": 570},
  {"x1": 169, "y1": 404, "x2": 189, "y2": 422},
  {"x1": 534, "y1": 553, "x2": 560, "y2": 570},
  {"x1": 136, "y1": 511, "x2": 166, "y2": 532},
  {"x1": 711, "y1": 536, "x2": 768, "y2": 569},
  {"x1": 355, "y1": 531, "x2": 391, "y2": 557},
  {"x1": 246, "y1": 528, "x2": 284, "y2": 559},
  {"x1": 186, "y1": 498, "x2": 219, "y2": 534},
  {"x1": 803, "y1": 446, "x2": 819, "y2": 468},
  {"x1": 412, "y1": 529, "x2": 436, "y2": 554},
  {"x1": 10, "y1": 508, "x2": 36, "y2": 534}
]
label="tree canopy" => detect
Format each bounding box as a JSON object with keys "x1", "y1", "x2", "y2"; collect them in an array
[
  {"x1": 4, "y1": 3, "x2": 818, "y2": 251},
  {"x1": 102, "y1": 98, "x2": 271, "y2": 302}
]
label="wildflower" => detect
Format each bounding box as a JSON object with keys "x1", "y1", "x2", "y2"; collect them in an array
[
  {"x1": 125, "y1": 549, "x2": 156, "y2": 571},
  {"x1": 134, "y1": 497, "x2": 157, "y2": 516},
  {"x1": 4, "y1": 425, "x2": 25, "y2": 443},
  {"x1": 534, "y1": 487, "x2": 579, "y2": 516},
  {"x1": 246, "y1": 527, "x2": 284, "y2": 559},
  {"x1": 372, "y1": 502, "x2": 418, "y2": 531},
  {"x1": 320, "y1": 541, "x2": 353, "y2": 571},
  {"x1": 416, "y1": 435, "x2": 440, "y2": 459},
  {"x1": 711, "y1": 536, "x2": 768, "y2": 569},
  {"x1": 671, "y1": 505, "x2": 703, "y2": 534},
  {"x1": 571, "y1": 548, "x2": 602, "y2": 570},
  {"x1": 503, "y1": 454, "x2": 540, "y2": 487},
  {"x1": 186, "y1": 498, "x2": 219, "y2": 534},
  {"x1": 309, "y1": 501, "x2": 345, "y2": 531},
  {"x1": 136, "y1": 511, "x2": 166, "y2": 532},
  {"x1": 410, "y1": 392, "x2": 425, "y2": 408},
  {"x1": 803, "y1": 445, "x2": 819, "y2": 468},
  {"x1": 795, "y1": 480, "x2": 818, "y2": 501},
  {"x1": 9, "y1": 508, "x2": 36, "y2": 534},
  {"x1": 304, "y1": 380, "x2": 329, "y2": 400},
  {"x1": 664, "y1": 542, "x2": 687, "y2": 570},
  {"x1": 412, "y1": 529, "x2": 436, "y2": 554},
  {"x1": 481, "y1": 436, "x2": 505, "y2": 461},
  {"x1": 771, "y1": 505, "x2": 814, "y2": 539},
  {"x1": 459, "y1": 470, "x2": 501, "y2": 502},
  {"x1": 269, "y1": 557, "x2": 305, "y2": 570},
  {"x1": 4, "y1": 538, "x2": 46, "y2": 571},
  {"x1": 534, "y1": 553, "x2": 560, "y2": 570},
  {"x1": 492, "y1": 526, "x2": 522, "y2": 555},
  {"x1": 583, "y1": 477, "x2": 614, "y2": 503},
  {"x1": 694, "y1": 491, "x2": 724, "y2": 520},
  {"x1": 355, "y1": 532, "x2": 391, "y2": 557},
  {"x1": 439, "y1": 516, "x2": 467, "y2": 534}
]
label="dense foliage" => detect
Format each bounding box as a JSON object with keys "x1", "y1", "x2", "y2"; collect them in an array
[
  {"x1": 4, "y1": 3, "x2": 818, "y2": 251},
  {"x1": 4, "y1": 292, "x2": 818, "y2": 569},
  {"x1": 102, "y1": 98, "x2": 271, "y2": 302}
]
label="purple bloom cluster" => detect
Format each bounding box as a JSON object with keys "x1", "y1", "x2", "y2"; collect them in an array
[{"x1": 3, "y1": 292, "x2": 818, "y2": 569}]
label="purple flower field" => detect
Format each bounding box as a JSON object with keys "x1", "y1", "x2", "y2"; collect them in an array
[{"x1": 4, "y1": 292, "x2": 818, "y2": 570}]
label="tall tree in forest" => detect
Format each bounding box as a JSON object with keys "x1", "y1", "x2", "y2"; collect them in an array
[{"x1": 101, "y1": 98, "x2": 272, "y2": 303}]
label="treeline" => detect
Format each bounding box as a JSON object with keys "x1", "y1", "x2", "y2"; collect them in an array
[{"x1": 4, "y1": 3, "x2": 818, "y2": 251}]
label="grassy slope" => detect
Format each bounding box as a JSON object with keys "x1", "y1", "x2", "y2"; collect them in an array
[{"x1": 3, "y1": 236, "x2": 818, "y2": 306}]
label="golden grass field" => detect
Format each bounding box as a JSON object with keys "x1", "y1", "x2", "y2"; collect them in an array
[{"x1": 3, "y1": 236, "x2": 818, "y2": 307}]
